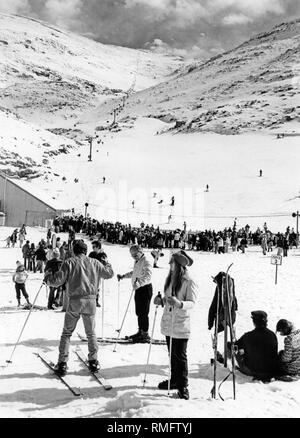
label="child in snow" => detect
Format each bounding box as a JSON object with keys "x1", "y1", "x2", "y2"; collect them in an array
[{"x1": 12, "y1": 263, "x2": 31, "y2": 307}]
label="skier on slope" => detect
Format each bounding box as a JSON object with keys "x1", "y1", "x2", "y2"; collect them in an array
[
  {"x1": 155, "y1": 251, "x2": 197, "y2": 400},
  {"x1": 44, "y1": 240, "x2": 114, "y2": 376},
  {"x1": 117, "y1": 245, "x2": 153, "y2": 343}
]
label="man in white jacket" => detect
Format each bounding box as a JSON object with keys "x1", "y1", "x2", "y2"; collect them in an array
[{"x1": 118, "y1": 245, "x2": 153, "y2": 343}]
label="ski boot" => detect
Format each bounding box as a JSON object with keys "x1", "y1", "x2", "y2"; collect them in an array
[
  {"x1": 88, "y1": 360, "x2": 100, "y2": 373},
  {"x1": 125, "y1": 330, "x2": 141, "y2": 341},
  {"x1": 158, "y1": 379, "x2": 177, "y2": 390},
  {"x1": 54, "y1": 362, "x2": 67, "y2": 376},
  {"x1": 17, "y1": 300, "x2": 21, "y2": 307},
  {"x1": 177, "y1": 387, "x2": 189, "y2": 400},
  {"x1": 132, "y1": 330, "x2": 150, "y2": 343}
]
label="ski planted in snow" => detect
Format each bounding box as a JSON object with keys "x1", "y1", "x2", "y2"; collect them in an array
[
  {"x1": 77, "y1": 332, "x2": 166, "y2": 345},
  {"x1": 74, "y1": 346, "x2": 113, "y2": 390},
  {"x1": 35, "y1": 353, "x2": 82, "y2": 397}
]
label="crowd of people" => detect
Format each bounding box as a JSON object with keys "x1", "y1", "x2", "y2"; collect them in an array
[
  {"x1": 45, "y1": 215, "x2": 298, "y2": 257},
  {"x1": 42, "y1": 239, "x2": 300, "y2": 401},
  {"x1": 4, "y1": 214, "x2": 300, "y2": 400}
]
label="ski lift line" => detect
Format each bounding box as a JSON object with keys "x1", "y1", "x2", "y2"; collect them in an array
[{"x1": 87, "y1": 203, "x2": 291, "y2": 219}]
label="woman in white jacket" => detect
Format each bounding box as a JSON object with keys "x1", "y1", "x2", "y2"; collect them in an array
[{"x1": 156, "y1": 251, "x2": 197, "y2": 400}]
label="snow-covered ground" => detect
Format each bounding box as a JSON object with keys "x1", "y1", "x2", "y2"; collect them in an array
[
  {"x1": 0, "y1": 226, "x2": 300, "y2": 418},
  {"x1": 33, "y1": 117, "x2": 300, "y2": 232}
]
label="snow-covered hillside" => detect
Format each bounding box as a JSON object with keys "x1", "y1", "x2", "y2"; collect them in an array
[
  {"x1": 91, "y1": 18, "x2": 300, "y2": 134},
  {"x1": 0, "y1": 13, "x2": 183, "y2": 127}
]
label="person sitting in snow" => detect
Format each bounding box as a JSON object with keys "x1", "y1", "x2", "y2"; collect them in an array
[
  {"x1": 230, "y1": 311, "x2": 280, "y2": 382},
  {"x1": 276, "y1": 319, "x2": 300, "y2": 379}
]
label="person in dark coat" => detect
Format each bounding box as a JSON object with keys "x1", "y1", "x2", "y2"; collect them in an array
[
  {"x1": 44, "y1": 248, "x2": 62, "y2": 309},
  {"x1": 88, "y1": 240, "x2": 108, "y2": 307},
  {"x1": 233, "y1": 311, "x2": 280, "y2": 381},
  {"x1": 35, "y1": 243, "x2": 47, "y2": 273}
]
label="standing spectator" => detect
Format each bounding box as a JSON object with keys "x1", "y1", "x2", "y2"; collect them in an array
[
  {"x1": 11, "y1": 229, "x2": 18, "y2": 248},
  {"x1": 89, "y1": 240, "x2": 108, "y2": 308},
  {"x1": 29, "y1": 243, "x2": 36, "y2": 272},
  {"x1": 118, "y1": 245, "x2": 153, "y2": 343},
  {"x1": 35, "y1": 243, "x2": 47, "y2": 273},
  {"x1": 157, "y1": 251, "x2": 197, "y2": 400},
  {"x1": 18, "y1": 229, "x2": 26, "y2": 248},
  {"x1": 12, "y1": 263, "x2": 31, "y2": 307},
  {"x1": 22, "y1": 241, "x2": 31, "y2": 270},
  {"x1": 45, "y1": 248, "x2": 62, "y2": 309},
  {"x1": 283, "y1": 236, "x2": 289, "y2": 257},
  {"x1": 47, "y1": 228, "x2": 52, "y2": 246}
]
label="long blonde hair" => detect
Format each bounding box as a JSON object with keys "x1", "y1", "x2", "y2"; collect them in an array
[{"x1": 164, "y1": 257, "x2": 186, "y2": 297}]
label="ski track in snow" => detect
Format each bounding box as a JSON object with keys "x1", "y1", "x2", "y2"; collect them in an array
[{"x1": 1, "y1": 227, "x2": 300, "y2": 417}]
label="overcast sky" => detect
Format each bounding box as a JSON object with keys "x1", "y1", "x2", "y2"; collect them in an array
[{"x1": 0, "y1": 0, "x2": 299, "y2": 58}]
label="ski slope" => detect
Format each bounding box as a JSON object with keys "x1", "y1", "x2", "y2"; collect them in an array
[{"x1": 33, "y1": 117, "x2": 300, "y2": 232}]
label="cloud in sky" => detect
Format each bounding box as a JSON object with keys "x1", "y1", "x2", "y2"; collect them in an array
[{"x1": 0, "y1": 0, "x2": 299, "y2": 58}]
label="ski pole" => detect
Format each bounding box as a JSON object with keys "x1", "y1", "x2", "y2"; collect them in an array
[
  {"x1": 225, "y1": 263, "x2": 236, "y2": 400},
  {"x1": 6, "y1": 282, "x2": 45, "y2": 366},
  {"x1": 211, "y1": 281, "x2": 220, "y2": 399},
  {"x1": 113, "y1": 288, "x2": 135, "y2": 352},
  {"x1": 117, "y1": 278, "x2": 120, "y2": 329},
  {"x1": 167, "y1": 306, "x2": 174, "y2": 397},
  {"x1": 101, "y1": 279, "x2": 105, "y2": 338},
  {"x1": 142, "y1": 304, "x2": 159, "y2": 387}
]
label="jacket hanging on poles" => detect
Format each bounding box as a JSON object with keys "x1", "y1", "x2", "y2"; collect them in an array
[{"x1": 208, "y1": 271, "x2": 238, "y2": 333}]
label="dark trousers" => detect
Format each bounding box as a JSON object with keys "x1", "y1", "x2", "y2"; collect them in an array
[
  {"x1": 134, "y1": 284, "x2": 153, "y2": 332},
  {"x1": 48, "y1": 286, "x2": 61, "y2": 309},
  {"x1": 15, "y1": 283, "x2": 29, "y2": 301},
  {"x1": 166, "y1": 336, "x2": 188, "y2": 389},
  {"x1": 24, "y1": 257, "x2": 30, "y2": 270},
  {"x1": 283, "y1": 248, "x2": 288, "y2": 257}
]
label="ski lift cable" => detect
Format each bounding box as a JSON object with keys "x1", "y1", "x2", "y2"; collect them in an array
[{"x1": 87, "y1": 202, "x2": 291, "y2": 219}]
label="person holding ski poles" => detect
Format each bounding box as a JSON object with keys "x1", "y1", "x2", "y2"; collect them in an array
[
  {"x1": 44, "y1": 240, "x2": 114, "y2": 376},
  {"x1": 157, "y1": 251, "x2": 197, "y2": 400},
  {"x1": 117, "y1": 244, "x2": 153, "y2": 343}
]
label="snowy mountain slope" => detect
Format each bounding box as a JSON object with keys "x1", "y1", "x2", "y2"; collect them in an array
[
  {"x1": 0, "y1": 107, "x2": 79, "y2": 179},
  {"x1": 89, "y1": 19, "x2": 300, "y2": 134},
  {"x1": 0, "y1": 13, "x2": 184, "y2": 127}
]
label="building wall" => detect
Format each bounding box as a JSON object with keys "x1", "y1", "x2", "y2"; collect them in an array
[{"x1": 0, "y1": 175, "x2": 58, "y2": 227}]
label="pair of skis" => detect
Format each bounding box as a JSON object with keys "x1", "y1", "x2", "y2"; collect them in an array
[
  {"x1": 77, "y1": 332, "x2": 166, "y2": 345},
  {"x1": 211, "y1": 263, "x2": 237, "y2": 401},
  {"x1": 36, "y1": 346, "x2": 112, "y2": 397}
]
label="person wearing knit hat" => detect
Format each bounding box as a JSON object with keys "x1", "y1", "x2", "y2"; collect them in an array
[
  {"x1": 118, "y1": 244, "x2": 153, "y2": 343},
  {"x1": 12, "y1": 263, "x2": 31, "y2": 307},
  {"x1": 155, "y1": 252, "x2": 198, "y2": 400},
  {"x1": 230, "y1": 310, "x2": 280, "y2": 381},
  {"x1": 276, "y1": 319, "x2": 300, "y2": 377}
]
